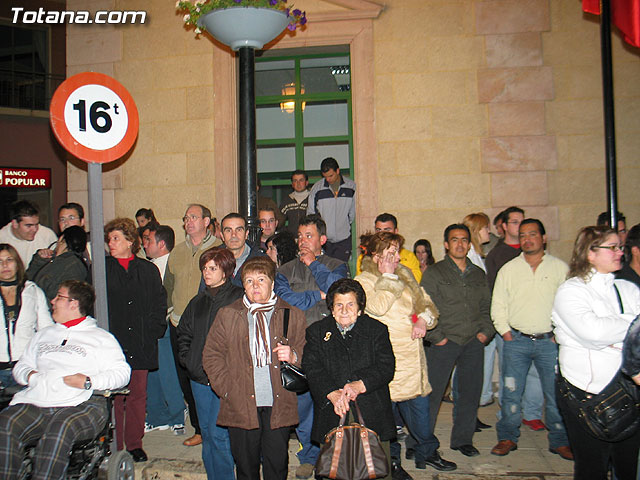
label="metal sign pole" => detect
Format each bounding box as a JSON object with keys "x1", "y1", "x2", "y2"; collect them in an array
[{"x1": 88, "y1": 162, "x2": 109, "y2": 329}]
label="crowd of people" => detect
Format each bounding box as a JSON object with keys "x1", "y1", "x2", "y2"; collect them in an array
[{"x1": 0, "y1": 155, "x2": 639, "y2": 480}]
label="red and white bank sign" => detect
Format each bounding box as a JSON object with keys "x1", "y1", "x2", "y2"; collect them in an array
[{"x1": 0, "y1": 167, "x2": 51, "y2": 188}]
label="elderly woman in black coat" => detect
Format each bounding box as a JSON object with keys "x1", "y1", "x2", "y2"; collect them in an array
[
  {"x1": 104, "y1": 218, "x2": 167, "y2": 463},
  {"x1": 302, "y1": 278, "x2": 396, "y2": 477}
]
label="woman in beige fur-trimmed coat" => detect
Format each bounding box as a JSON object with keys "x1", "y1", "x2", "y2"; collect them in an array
[{"x1": 356, "y1": 231, "x2": 456, "y2": 472}]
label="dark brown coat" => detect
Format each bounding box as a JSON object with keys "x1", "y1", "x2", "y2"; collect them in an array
[{"x1": 202, "y1": 296, "x2": 306, "y2": 430}]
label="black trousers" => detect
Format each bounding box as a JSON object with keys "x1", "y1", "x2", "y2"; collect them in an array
[
  {"x1": 169, "y1": 323, "x2": 200, "y2": 434},
  {"x1": 228, "y1": 407, "x2": 291, "y2": 480},
  {"x1": 324, "y1": 236, "x2": 352, "y2": 263},
  {"x1": 556, "y1": 379, "x2": 640, "y2": 480},
  {"x1": 426, "y1": 338, "x2": 484, "y2": 447}
]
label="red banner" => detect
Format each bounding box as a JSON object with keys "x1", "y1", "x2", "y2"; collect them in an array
[
  {"x1": 582, "y1": 0, "x2": 640, "y2": 48},
  {"x1": 0, "y1": 167, "x2": 51, "y2": 189}
]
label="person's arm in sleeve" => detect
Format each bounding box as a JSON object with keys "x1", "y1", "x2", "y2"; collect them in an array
[
  {"x1": 302, "y1": 325, "x2": 343, "y2": 409},
  {"x1": 90, "y1": 333, "x2": 131, "y2": 390},
  {"x1": 358, "y1": 274, "x2": 403, "y2": 318},
  {"x1": 351, "y1": 323, "x2": 395, "y2": 393},
  {"x1": 306, "y1": 184, "x2": 318, "y2": 214},
  {"x1": 33, "y1": 285, "x2": 54, "y2": 330},
  {"x1": 401, "y1": 250, "x2": 422, "y2": 283},
  {"x1": 287, "y1": 307, "x2": 306, "y2": 367},
  {"x1": 202, "y1": 308, "x2": 231, "y2": 397},
  {"x1": 310, "y1": 261, "x2": 348, "y2": 293},
  {"x1": 420, "y1": 270, "x2": 446, "y2": 344},
  {"x1": 477, "y1": 274, "x2": 496, "y2": 340},
  {"x1": 491, "y1": 269, "x2": 511, "y2": 337},
  {"x1": 274, "y1": 272, "x2": 321, "y2": 311},
  {"x1": 348, "y1": 194, "x2": 355, "y2": 225},
  {"x1": 553, "y1": 282, "x2": 634, "y2": 349},
  {"x1": 164, "y1": 262, "x2": 175, "y2": 310},
  {"x1": 176, "y1": 299, "x2": 195, "y2": 367},
  {"x1": 12, "y1": 332, "x2": 40, "y2": 385},
  {"x1": 147, "y1": 265, "x2": 168, "y2": 340},
  {"x1": 25, "y1": 253, "x2": 48, "y2": 280}
]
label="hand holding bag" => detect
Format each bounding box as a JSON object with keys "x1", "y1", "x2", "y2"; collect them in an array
[
  {"x1": 280, "y1": 308, "x2": 309, "y2": 393},
  {"x1": 315, "y1": 400, "x2": 390, "y2": 480}
]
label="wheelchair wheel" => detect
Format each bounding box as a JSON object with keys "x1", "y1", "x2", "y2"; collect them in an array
[{"x1": 98, "y1": 450, "x2": 134, "y2": 480}]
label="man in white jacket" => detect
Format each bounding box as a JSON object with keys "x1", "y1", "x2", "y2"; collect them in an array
[{"x1": 0, "y1": 280, "x2": 131, "y2": 480}]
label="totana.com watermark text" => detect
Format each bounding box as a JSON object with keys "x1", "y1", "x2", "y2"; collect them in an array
[{"x1": 11, "y1": 7, "x2": 147, "y2": 24}]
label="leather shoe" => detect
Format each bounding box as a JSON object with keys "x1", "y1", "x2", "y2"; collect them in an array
[
  {"x1": 405, "y1": 447, "x2": 415, "y2": 460},
  {"x1": 183, "y1": 434, "x2": 202, "y2": 446},
  {"x1": 476, "y1": 418, "x2": 491, "y2": 429},
  {"x1": 417, "y1": 451, "x2": 457, "y2": 471},
  {"x1": 391, "y1": 462, "x2": 413, "y2": 480},
  {"x1": 549, "y1": 446, "x2": 574, "y2": 461},
  {"x1": 451, "y1": 444, "x2": 480, "y2": 457},
  {"x1": 127, "y1": 448, "x2": 147, "y2": 463},
  {"x1": 491, "y1": 440, "x2": 517, "y2": 456}
]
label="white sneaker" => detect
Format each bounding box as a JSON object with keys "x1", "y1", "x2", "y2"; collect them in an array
[
  {"x1": 172, "y1": 424, "x2": 185, "y2": 435},
  {"x1": 144, "y1": 423, "x2": 169, "y2": 433}
]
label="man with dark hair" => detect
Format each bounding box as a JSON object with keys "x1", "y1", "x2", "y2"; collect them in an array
[
  {"x1": 57, "y1": 202, "x2": 85, "y2": 232},
  {"x1": 420, "y1": 224, "x2": 495, "y2": 459},
  {"x1": 597, "y1": 210, "x2": 627, "y2": 245},
  {"x1": 617, "y1": 223, "x2": 640, "y2": 288},
  {"x1": 164, "y1": 204, "x2": 219, "y2": 446},
  {"x1": 0, "y1": 200, "x2": 57, "y2": 268},
  {"x1": 355, "y1": 212, "x2": 422, "y2": 281},
  {"x1": 220, "y1": 213, "x2": 264, "y2": 287},
  {"x1": 484, "y1": 206, "x2": 544, "y2": 427},
  {"x1": 258, "y1": 207, "x2": 279, "y2": 251},
  {"x1": 141, "y1": 224, "x2": 185, "y2": 435},
  {"x1": 307, "y1": 157, "x2": 356, "y2": 262},
  {"x1": 280, "y1": 169, "x2": 310, "y2": 235},
  {"x1": 0, "y1": 281, "x2": 130, "y2": 479},
  {"x1": 490, "y1": 219, "x2": 572, "y2": 460},
  {"x1": 274, "y1": 213, "x2": 348, "y2": 479}
]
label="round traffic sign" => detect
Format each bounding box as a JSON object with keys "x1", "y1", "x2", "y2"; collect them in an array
[{"x1": 50, "y1": 72, "x2": 139, "y2": 163}]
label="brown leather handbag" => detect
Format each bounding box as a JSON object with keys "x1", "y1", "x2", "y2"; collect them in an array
[{"x1": 315, "y1": 401, "x2": 390, "y2": 480}]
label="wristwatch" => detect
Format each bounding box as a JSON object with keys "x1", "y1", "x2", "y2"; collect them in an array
[{"x1": 84, "y1": 376, "x2": 92, "y2": 390}]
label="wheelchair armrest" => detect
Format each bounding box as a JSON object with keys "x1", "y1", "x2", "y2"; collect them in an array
[{"x1": 92, "y1": 388, "x2": 130, "y2": 397}]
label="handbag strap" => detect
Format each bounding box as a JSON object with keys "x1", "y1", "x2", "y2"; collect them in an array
[
  {"x1": 329, "y1": 427, "x2": 343, "y2": 479},
  {"x1": 282, "y1": 308, "x2": 290, "y2": 338},
  {"x1": 614, "y1": 284, "x2": 624, "y2": 314}
]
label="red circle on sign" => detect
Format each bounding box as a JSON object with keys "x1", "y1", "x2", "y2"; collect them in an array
[{"x1": 50, "y1": 72, "x2": 139, "y2": 164}]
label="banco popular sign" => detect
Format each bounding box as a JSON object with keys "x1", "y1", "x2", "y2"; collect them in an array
[{"x1": 0, "y1": 168, "x2": 51, "y2": 188}]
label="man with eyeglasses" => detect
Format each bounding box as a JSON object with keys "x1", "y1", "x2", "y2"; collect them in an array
[
  {"x1": 490, "y1": 219, "x2": 572, "y2": 460},
  {"x1": 36, "y1": 203, "x2": 92, "y2": 264},
  {"x1": 0, "y1": 200, "x2": 57, "y2": 269},
  {"x1": 597, "y1": 210, "x2": 628, "y2": 246},
  {"x1": 164, "y1": 204, "x2": 219, "y2": 447}
]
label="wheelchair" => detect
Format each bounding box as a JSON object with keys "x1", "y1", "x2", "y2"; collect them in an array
[{"x1": 0, "y1": 385, "x2": 134, "y2": 480}]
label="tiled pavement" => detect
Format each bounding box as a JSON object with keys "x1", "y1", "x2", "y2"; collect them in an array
[{"x1": 134, "y1": 401, "x2": 574, "y2": 479}]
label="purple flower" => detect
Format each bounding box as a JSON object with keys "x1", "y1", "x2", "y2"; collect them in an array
[
  {"x1": 300, "y1": 15, "x2": 307, "y2": 25},
  {"x1": 270, "y1": 0, "x2": 278, "y2": 4},
  {"x1": 233, "y1": 0, "x2": 242, "y2": 3},
  {"x1": 292, "y1": 8, "x2": 301, "y2": 16},
  {"x1": 287, "y1": 23, "x2": 295, "y2": 31}
]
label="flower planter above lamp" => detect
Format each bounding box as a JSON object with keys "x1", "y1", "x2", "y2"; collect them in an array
[{"x1": 177, "y1": 0, "x2": 307, "y2": 50}]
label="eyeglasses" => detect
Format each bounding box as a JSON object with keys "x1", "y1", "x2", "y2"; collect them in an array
[
  {"x1": 59, "y1": 215, "x2": 79, "y2": 223},
  {"x1": 183, "y1": 215, "x2": 203, "y2": 223},
  {"x1": 592, "y1": 245, "x2": 623, "y2": 252},
  {"x1": 54, "y1": 294, "x2": 73, "y2": 301}
]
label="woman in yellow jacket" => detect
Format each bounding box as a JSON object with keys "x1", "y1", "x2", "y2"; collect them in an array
[{"x1": 355, "y1": 231, "x2": 457, "y2": 477}]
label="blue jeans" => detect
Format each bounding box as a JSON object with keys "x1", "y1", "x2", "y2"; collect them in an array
[
  {"x1": 494, "y1": 335, "x2": 544, "y2": 421},
  {"x1": 496, "y1": 331, "x2": 568, "y2": 448},
  {"x1": 146, "y1": 329, "x2": 185, "y2": 427},
  {"x1": 296, "y1": 391, "x2": 320, "y2": 465},
  {"x1": 190, "y1": 380, "x2": 235, "y2": 480},
  {"x1": 480, "y1": 337, "x2": 498, "y2": 405},
  {"x1": 390, "y1": 394, "x2": 439, "y2": 463},
  {"x1": 0, "y1": 369, "x2": 17, "y2": 388}
]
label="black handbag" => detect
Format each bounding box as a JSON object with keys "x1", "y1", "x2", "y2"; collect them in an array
[
  {"x1": 557, "y1": 370, "x2": 640, "y2": 442},
  {"x1": 556, "y1": 285, "x2": 640, "y2": 442},
  {"x1": 280, "y1": 309, "x2": 308, "y2": 393},
  {"x1": 315, "y1": 401, "x2": 390, "y2": 480}
]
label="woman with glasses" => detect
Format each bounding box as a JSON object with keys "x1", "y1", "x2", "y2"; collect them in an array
[
  {"x1": 552, "y1": 225, "x2": 640, "y2": 479},
  {"x1": 0, "y1": 244, "x2": 53, "y2": 387}
]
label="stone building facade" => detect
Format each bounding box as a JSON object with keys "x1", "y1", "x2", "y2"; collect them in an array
[{"x1": 66, "y1": 0, "x2": 640, "y2": 261}]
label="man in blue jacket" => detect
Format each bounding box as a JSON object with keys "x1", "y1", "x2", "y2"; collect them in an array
[{"x1": 274, "y1": 214, "x2": 348, "y2": 478}]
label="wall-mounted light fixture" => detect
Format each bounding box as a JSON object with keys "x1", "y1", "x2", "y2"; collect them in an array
[{"x1": 280, "y1": 82, "x2": 305, "y2": 113}]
